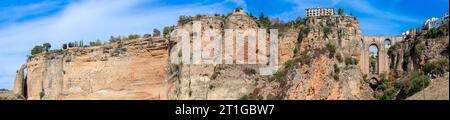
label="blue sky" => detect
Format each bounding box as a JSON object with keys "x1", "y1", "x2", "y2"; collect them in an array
[{"x1": 0, "y1": 0, "x2": 448, "y2": 89}]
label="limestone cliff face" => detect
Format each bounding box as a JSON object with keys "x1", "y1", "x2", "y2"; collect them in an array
[
  {"x1": 15, "y1": 37, "x2": 168, "y2": 100},
  {"x1": 284, "y1": 15, "x2": 373, "y2": 100},
  {"x1": 167, "y1": 11, "x2": 373, "y2": 100}
]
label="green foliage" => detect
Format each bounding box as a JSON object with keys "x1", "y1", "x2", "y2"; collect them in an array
[
  {"x1": 337, "y1": 8, "x2": 344, "y2": 15},
  {"x1": 362, "y1": 74, "x2": 369, "y2": 83},
  {"x1": 292, "y1": 17, "x2": 305, "y2": 29},
  {"x1": 425, "y1": 27, "x2": 444, "y2": 38},
  {"x1": 345, "y1": 56, "x2": 357, "y2": 66},
  {"x1": 399, "y1": 71, "x2": 430, "y2": 97},
  {"x1": 109, "y1": 36, "x2": 121, "y2": 43},
  {"x1": 325, "y1": 43, "x2": 336, "y2": 58},
  {"x1": 163, "y1": 26, "x2": 175, "y2": 36},
  {"x1": 293, "y1": 44, "x2": 299, "y2": 54},
  {"x1": 68, "y1": 42, "x2": 74, "y2": 48},
  {"x1": 301, "y1": 27, "x2": 311, "y2": 35},
  {"x1": 39, "y1": 91, "x2": 45, "y2": 99},
  {"x1": 143, "y1": 34, "x2": 152, "y2": 38},
  {"x1": 257, "y1": 12, "x2": 271, "y2": 28},
  {"x1": 423, "y1": 58, "x2": 449, "y2": 75},
  {"x1": 333, "y1": 64, "x2": 340, "y2": 74},
  {"x1": 153, "y1": 29, "x2": 161, "y2": 36},
  {"x1": 243, "y1": 68, "x2": 256, "y2": 76},
  {"x1": 415, "y1": 43, "x2": 426, "y2": 56},
  {"x1": 333, "y1": 64, "x2": 340, "y2": 80},
  {"x1": 239, "y1": 95, "x2": 249, "y2": 100},
  {"x1": 299, "y1": 49, "x2": 311, "y2": 65},
  {"x1": 127, "y1": 34, "x2": 140, "y2": 40},
  {"x1": 387, "y1": 45, "x2": 396, "y2": 58},
  {"x1": 283, "y1": 60, "x2": 293, "y2": 69},
  {"x1": 188, "y1": 90, "x2": 192, "y2": 97},
  {"x1": 31, "y1": 45, "x2": 44, "y2": 55},
  {"x1": 266, "y1": 94, "x2": 277, "y2": 100},
  {"x1": 323, "y1": 27, "x2": 332, "y2": 35},
  {"x1": 89, "y1": 39, "x2": 102, "y2": 46},
  {"x1": 43, "y1": 43, "x2": 51, "y2": 52},
  {"x1": 377, "y1": 91, "x2": 394, "y2": 100},
  {"x1": 62, "y1": 44, "x2": 68, "y2": 49}
]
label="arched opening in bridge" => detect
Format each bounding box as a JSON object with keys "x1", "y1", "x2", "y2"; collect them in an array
[
  {"x1": 384, "y1": 39, "x2": 392, "y2": 48},
  {"x1": 369, "y1": 44, "x2": 379, "y2": 74}
]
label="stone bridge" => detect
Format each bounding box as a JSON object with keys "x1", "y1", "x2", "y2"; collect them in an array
[{"x1": 359, "y1": 36, "x2": 402, "y2": 75}]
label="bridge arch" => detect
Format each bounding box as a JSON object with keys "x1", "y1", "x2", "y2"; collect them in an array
[{"x1": 359, "y1": 36, "x2": 402, "y2": 75}]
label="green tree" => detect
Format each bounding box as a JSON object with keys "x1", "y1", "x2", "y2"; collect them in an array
[
  {"x1": 31, "y1": 45, "x2": 44, "y2": 55},
  {"x1": 153, "y1": 29, "x2": 161, "y2": 36},
  {"x1": 43, "y1": 43, "x2": 51, "y2": 52},
  {"x1": 68, "y1": 42, "x2": 74, "y2": 48},
  {"x1": 337, "y1": 8, "x2": 344, "y2": 15},
  {"x1": 163, "y1": 26, "x2": 174, "y2": 36},
  {"x1": 258, "y1": 12, "x2": 271, "y2": 28},
  {"x1": 143, "y1": 34, "x2": 152, "y2": 38},
  {"x1": 62, "y1": 44, "x2": 68, "y2": 49}
]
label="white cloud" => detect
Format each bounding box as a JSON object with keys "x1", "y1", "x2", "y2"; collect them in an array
[{"x1": 0, "y1": 0, "x2": 235, "y2": 89}]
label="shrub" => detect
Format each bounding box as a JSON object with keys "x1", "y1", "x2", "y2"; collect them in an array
[
  {"x1": 323, "y1": 27, "x2": 332, "y2": 35},
  {"x1": 425, "y1": 28, "x2": 444, "y2": 38},
  {"x1": 345, "y1": 56, "x2": 356, "y2": 66},
  {"x1": 243, "y1": 68, "x2": 256, "y2": 76},
  {"x1": 423, "y1": 58, "x2": 449, "y2": 75},
  {"x1": 257, "y1": 95, "x2": 264, "y2": 100},
  {"x1": 283, "y1": 60, "x2": 293, "y2": 69},
  {"x1": 415, "y1": 43, "x2": 426, "y2": 56},
  {"x1": 301, "y1": 27, "x2": 310, "y2": 35},
  {"x1": 153, "y1": 29, "x2": 161, "y2": 37},
  {"x1": 399, "y1": 71, "x2": 430, "y2": 97},
  {"x1": 39, "y1": 91, "x2": 45, "y2": 99},
  {"x1": 325, "y1": 43, "x2": 336, "y2": 58},
  {"x1": 239, "y1": 95, "x2": 249, "y2": 100},
  {"x1": 362, "y1": 74, "x2": 369, "y2": 83},
  {"x1": 143, "y1": 34, "x2": 152, "y2": 38},
  {"x1": 266, "y1": 94, "x2": 277, "y2": 100}
]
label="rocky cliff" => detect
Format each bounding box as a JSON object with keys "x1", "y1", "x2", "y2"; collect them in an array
[
  {"x1": 166, "y1": 10, "x2": 374, "y2": 100},
  {"x1": 14, "y1": 37, "x2": 168, "y2": 100}
]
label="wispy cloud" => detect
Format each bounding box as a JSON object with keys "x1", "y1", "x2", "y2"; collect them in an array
[{"x1": 0, "y1": 0, "x2": 238, "y2": 89}]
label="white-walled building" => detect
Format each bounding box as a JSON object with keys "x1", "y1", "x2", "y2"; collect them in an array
[
  {"x1": 424, "y1": 13, "x2": 449, "y2": 29},
  {"x1": 305, "y1": 8, "x2": 334, "y2": 17}
]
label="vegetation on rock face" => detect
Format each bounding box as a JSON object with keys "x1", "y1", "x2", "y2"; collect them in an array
[
  {"x1": 397, "y1": 71, "x2": 430, "y2": 98},
  {"x1": 425, "y1": 27, "x2": 444, "y2": 39},
  {"x1": 243, "y1": 68, "x2": 256, "y2": 76},
  {"x1": 387, "y1": 45, "x2": 396, "y2": 58},
  {"x1": 39, "y1": 91, "x2": 45, "y2": 99},
  {"x1": 239, "y1": 95, "x2": 249, "y2": 100},
  {"x1": 423, "y1": 58, "x2": 449, "y2": 76},
  {"x1": 326, "y1": 43, "x2": 336, "y2": 58}
]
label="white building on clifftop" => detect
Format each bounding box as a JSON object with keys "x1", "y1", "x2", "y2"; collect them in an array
[{"x1": 305, "y1": 8, "x2": 334, "y2": 17}]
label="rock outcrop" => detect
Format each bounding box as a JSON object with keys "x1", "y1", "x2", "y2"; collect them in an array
[{"x1": 15, "y1": 37, "x2": 168, "y2": 100}]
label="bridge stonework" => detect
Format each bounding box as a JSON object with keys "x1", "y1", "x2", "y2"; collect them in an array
[{"x1": 359, "y1": 36, "x2": 402, "y2": 75}]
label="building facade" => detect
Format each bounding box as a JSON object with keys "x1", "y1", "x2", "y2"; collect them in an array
[{"x1": 305, "y1": 8, "x2": 334, "y2": 17}]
